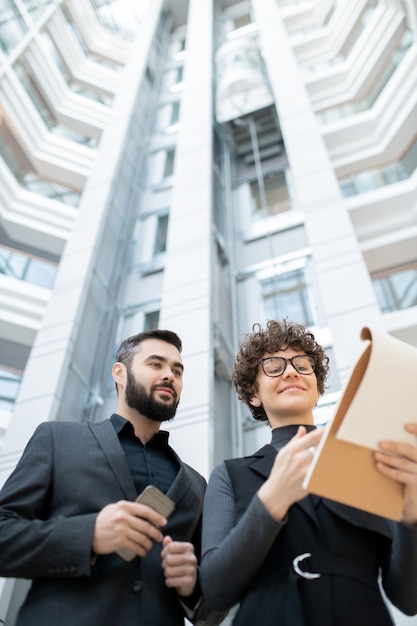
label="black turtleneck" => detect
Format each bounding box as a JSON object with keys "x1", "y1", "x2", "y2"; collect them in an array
[{"x1": 270, "y1": 424, "x2": 317, "y2": 451}]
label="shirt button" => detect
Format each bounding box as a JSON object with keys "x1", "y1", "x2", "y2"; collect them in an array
[{"x1": 132, "y1": 580, "x2": 142, "y2": 593}]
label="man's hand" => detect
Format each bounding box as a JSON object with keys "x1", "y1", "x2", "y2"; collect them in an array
[
  {"x1": 92, "y1": 500, "x2": 167, "y2": 558},
  {"x1": 161, "y1": 535, "x2": 198, "y2": 597}
]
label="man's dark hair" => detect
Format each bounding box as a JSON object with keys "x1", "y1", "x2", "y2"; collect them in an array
[
  {"x1": 115, "y1": 329, "x2": 182, "y2": 369},
  {"x1": 232, "y1": 319, "x2": 329, "y2": 422}
]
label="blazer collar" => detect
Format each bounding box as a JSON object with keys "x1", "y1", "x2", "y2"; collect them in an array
[
  {"x1": 89, "y1": 420, "x2": 137, "y2": 500},
  {"x1": 249, "y1": 444, "x2": 319, "y2": 526},
  {"x1": 88, "y1": 419, "x2": 193, "y2": 506}
]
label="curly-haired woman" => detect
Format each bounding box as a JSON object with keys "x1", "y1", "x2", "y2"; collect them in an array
[{"x1": 200, "y1": 320, "x2": 417, "y2": 626}]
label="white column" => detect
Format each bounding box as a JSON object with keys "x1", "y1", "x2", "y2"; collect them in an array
[
  {"x1": 159, "y1": 0, "x2": 215, "y2": 478},
  {"x1": 253, "y1": 0, "x2": 383, "y2": 379}
]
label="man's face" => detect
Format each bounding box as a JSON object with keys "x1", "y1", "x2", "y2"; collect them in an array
[{"x1": 124, "y1": 339, "x2": 183, "y2": 423}]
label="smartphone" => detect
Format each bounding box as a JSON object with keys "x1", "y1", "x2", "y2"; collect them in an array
[{"x1": 116, "y1": 486, "x2": 175, "y2": 561}]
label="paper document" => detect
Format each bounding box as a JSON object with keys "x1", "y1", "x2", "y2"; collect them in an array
[
  {"x1": 303, "y1": 327, "x2": 417, "y2": 521},
  {"x1": 336, "y1": 327, "x2": 417, "y2": 450}
]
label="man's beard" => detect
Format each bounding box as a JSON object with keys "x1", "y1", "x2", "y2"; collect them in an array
[{"x1": 125, "y1": 368, "x2": 179, "y2": 423}]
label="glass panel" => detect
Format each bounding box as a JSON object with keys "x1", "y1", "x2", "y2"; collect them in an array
[
  {"x1": 250, "y1": 170, "x2": 291, "y2": 218},
  {"x1": 14, "y1": 58, "x2": 55, "y2": 129},
  {"x1": 21, "y1": 0, "x2": 52, "y2": 21},
  {"x1": 60, "y1": 5, "x2": 88, "y2": 56},
  {"x1": 22, "y1": 174, "x2": 81, "y2": 207},
  {"x1": 0, "y1": 123, "x2": 81, "y2": 206},
  {"x1": 402, "y1": 139, "x2": 417, "y2": 177},
  {"x1": 144, "y1": 310, "x2": 160, "y2": 331},
  {"x1": 69, "y1": 82, "x2": 114, "y2": 105},
  {"x1": 0, "y1": 1, "x2": 27, "y2": 54},
  {"x1": 163, "y1": 148, "x2": 175, "y2": 178},
  {"x1": 89, "y1": 0, "x2": 140, "y2": 39},
  {"x1": 316, "y1": 27, "x2": 412, "y2": 120},
  {"x1": 338, "y1": 136, "x2": 417, "y2": 196},
  {"x1": 51, "y1": 125, "x2": 99, "y2": 148},
  {"x1": 7, "y1": 252, "x2": 28, "y2": 277},
  {"x1": 0, "y1": 367, "x2": 22, "y2": 411},
  {"x1": 0, "y1": 245, "x2": 57, "y2": 289},
  {"x1": 170, "y1": 101, "x2": 180, "y2": 125},
  {"x1": 153, "y1": 214, "x2": 169, "y2": 255},
  {"x1": 40, "y1": 29, "x2": 72, "y2": 81},
  {"x1": 15, "y1": 42, "x2": 100, "y2": 146},
  {"x1": 261, "y1": 268, "x2": 315, "y2": 327},
  {"x1": 234, "y1": 14, "x2": 252, "y2": 29},
  {"x1": 25, "y1": 258, "x2": 58, "y2": 288},
  {"x1": 372, "y1": 266, "x2": 417, "y2": 313},
  {"x1": 0, "y1": 133, "x2": 27, "y2": 181}
]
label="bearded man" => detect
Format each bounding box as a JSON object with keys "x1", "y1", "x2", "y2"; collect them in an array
[{"x1": 0, "y1": 330, "x2": 223, "y2": 626}]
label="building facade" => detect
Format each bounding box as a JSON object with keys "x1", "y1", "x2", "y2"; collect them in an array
[{"x1": 0, "y1": 0, "x2": 416, "y2": 623}]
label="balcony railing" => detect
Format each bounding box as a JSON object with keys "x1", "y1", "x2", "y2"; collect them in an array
[
  {"x1": 0, "y1": 245, "x2": 57, "y2": 289},
  {"x1": 372, "y1": 264, "x2": 417, "y2": 314}
]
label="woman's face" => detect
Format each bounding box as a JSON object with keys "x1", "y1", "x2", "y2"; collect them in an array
[{"x1": 250, "y1": 347, "x2": 320, "y2": 428}]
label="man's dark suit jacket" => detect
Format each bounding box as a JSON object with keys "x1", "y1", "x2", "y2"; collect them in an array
[{"x1": 0, "y1": 419, "x2": 209, "y2": 626}]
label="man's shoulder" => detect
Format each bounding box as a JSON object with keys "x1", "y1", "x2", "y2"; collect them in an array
[
  {"x1": 181, "y1": 461, "x2": 206, "y2": 484},
  {"x1": 33, "y1": 418, "x2": 112, "y2": 438}
]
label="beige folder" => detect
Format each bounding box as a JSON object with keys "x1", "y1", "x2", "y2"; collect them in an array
[{"x1": 303, "y1": 327, "x2": 417, "y2": 521}]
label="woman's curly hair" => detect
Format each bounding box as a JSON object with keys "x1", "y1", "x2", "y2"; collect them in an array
[{"x1": 232, "y1": 320, "x2": 330, "y2": 421}]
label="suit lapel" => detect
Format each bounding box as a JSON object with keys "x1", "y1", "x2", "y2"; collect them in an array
[
  {"x1": 166, "y1": 465, "x2": 192, "y2": 504},
  {"x1": 89, "y1": 420, "x2": 137, "y2": 501},
  {"x1": 164, "y1": 447, "x2": 197, "y2": 506},
  {"x1": 249, "y1": 444, "x2": 320, "y2": 527}
]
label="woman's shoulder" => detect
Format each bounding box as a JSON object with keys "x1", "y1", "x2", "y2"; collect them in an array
[{"x1": 224, "y1": 443, "x2": 275, "y2": 468}]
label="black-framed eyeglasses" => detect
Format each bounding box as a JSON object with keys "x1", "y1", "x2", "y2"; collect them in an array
[{"x1": 259, "y1": 355, "x2": 316, "y2": 377}]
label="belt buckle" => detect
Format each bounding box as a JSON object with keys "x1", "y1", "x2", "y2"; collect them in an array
[{"x1": 292, "y1": 552, "x2": 321, "y2": 580}]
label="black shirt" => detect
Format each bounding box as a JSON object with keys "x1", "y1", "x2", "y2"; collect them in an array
[{"x1": 110, "y1": 413, "x2": 179, "y2": 496}]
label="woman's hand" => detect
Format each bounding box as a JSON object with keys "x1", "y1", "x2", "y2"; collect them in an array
[
  {"x1": 374, "y1": 423, "x2": 417, "y2": 525},
  {"x1": 258, "y1": 426, "x2": 324, "y2": 521}
]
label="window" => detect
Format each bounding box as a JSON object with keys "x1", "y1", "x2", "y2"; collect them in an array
[
  {"x1": 153, "y1": 214, "x2": 169, "y2": 256},
  {"x1": 144, "y1": 310, "x2": 160, "y2": 331},
  {"x1": 176, "y1": 66, "x2": 184, "y2": 84},
  {"x1": 250, "y1": 171, "x2": 291, "y2": 219},
  {"x1": 372, "y1": 264, "x2": 417, "y2": 313},
  {"x1": 170, "y1": 101, "x2": 180, "y2": 125},
  {"x1": 163, "y1": 148, "x2": 176, "y2": 178},
  {"x1": 260, "y1": 265, "x2": 315, "y2": 327},
  {"x1": 234, "y1": 14, "x2": 252, "y2": 30}
]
